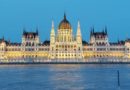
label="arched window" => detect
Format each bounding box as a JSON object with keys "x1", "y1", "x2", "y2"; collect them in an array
[
  {"x1": 78, "y1": 47, "x2": 80, "y2": 51},
  {"x1": 52, "y1": 47, "x2": 54, "y2": 51}
]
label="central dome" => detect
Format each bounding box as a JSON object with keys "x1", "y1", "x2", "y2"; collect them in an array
[{"x1": 58, "y1": 14, "x2": 71, "y2": 29}]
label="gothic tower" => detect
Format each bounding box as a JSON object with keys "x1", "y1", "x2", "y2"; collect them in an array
[
  {"x1": 76, "y1": 21, "x2": 82, "y2": 59},
  {"x1": 50, "y1": 21, "x2": 55, "y2": 59}
]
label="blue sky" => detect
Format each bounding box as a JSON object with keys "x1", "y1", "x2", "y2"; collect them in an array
[{"x1": 0, "y1": 0, "x2": 130, "y2": 42}]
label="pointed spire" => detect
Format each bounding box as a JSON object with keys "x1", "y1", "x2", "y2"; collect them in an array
[
  {"x1": 36, "y1": 27, "x2": 39, "y2": 35},
  {"x1": 51, "y1": 20, "x2": 55, "y2": 36},
  {"x1": 23, "y1": 27, "x2": 26, "y2": 34},
  {"x1": 78, "y1": 21, "x2": 80, "y2": 28},
  {"x1": 76, "y1": 21, "x2": 82, "y2": 43},
  {"x1": 102, "y1": 28, "x2": 105, "y2": 33},
  {"x1": 64, "y1": 12, "x2": 66, "y2": 20},
  {"x1": 2, "y1": 36, "x2": 4, "y2": 42},
  {"x1": 2, "y1": 36, "x2": 4, "y2": 40},
  {"x1": 105, "y1": 26, "x2": 107, "y2": 34},
  {"x1": 77, "y1": 21, "x2": 81, "y2": 36},
  {"x1": 92, "y1": 26, "x2": 94, "y2": 33},
  {"x1": 90, "y1": 27, "x2": 93, "y2": 36},
  {"x1": 8, "y1": 39, "x2": 10, "y2": 44},
  {"x1": 90, "y1": 26, "x2": 94, "y2": 36},
  {"x1": 52, "y1": 20, "x2": 54, "y2": 28},
  {"x1": 117, "y1": 37, "x2": 120, "y2": 43},
  {"x1": 90, "y1": 29, "x2": 92, "y2": 35}
]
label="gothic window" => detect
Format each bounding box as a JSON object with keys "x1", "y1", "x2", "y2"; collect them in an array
[
  {"x1": 29, "y1": 42, "x2": 31, "y2": 46},
  {"x1": 56, "y1": 45, "x2": 58, "y2": 48},
  {"x1": 52, "y1": 47, "x2": 54, "y2": 51},
  {"x1": 71, "y1": 45, "x2": 73, "y2": 48},
  {"x1": 68, "y1": 45, "x2": 70, "y2": 48},
  {"x1": 32, "y1": 43, "x2": 34, "y2": 46},
  {"x1": 78, "y1": 47, "x2": 80, "y2": 51},
  {"x1": 64, "y1": 36, "x2": 66, "y2": 41}
]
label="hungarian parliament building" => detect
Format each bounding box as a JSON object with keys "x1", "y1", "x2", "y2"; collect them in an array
[{"x1": 0, "y1": 14, "x2": 130, "y2": 61}]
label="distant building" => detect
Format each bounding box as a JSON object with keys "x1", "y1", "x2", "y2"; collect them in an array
[
  {"x1": 50, "y1": 14, "x2": 82, "y2": 59},
  {"x1": 0, "y1": 14, "x2": 130, "y2": 60}
]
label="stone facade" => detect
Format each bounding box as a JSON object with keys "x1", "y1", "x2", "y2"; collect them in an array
[{"x1": 0, "y1": 14, "x2": 130, "y2": 60}]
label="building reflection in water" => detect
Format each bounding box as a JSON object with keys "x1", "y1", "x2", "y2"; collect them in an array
[{"x1": 48, "y1": 64, "x2": 86, "y2": 90}]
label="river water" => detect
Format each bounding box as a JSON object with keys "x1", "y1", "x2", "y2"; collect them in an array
[{"x1": 0, "y1": 64, "x2": 130, "y2": 90}]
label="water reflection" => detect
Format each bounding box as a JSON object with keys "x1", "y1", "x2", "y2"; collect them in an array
[
  {"x1": 49, "y1": 64, "x2": 86, "y2": 90},
  {"x1": 0, "y1": 64, "x2": 130, "y2": 90}
]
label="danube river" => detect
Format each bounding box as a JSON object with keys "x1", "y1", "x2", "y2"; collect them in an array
[{"x1": 0, "y1": 64, "x2": 130, "y2": 90}]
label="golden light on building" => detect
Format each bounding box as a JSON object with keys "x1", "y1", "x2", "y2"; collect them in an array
[{"x1": 0, "y1": 14, "x2": 130, "y2": 62}]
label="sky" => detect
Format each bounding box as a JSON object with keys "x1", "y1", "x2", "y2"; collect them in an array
[{"x1": 0, "y1": 0, "x2": 130, "y2": 42}]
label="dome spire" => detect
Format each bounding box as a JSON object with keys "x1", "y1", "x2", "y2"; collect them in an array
[
  {"x1": 64, "y1": 12, "x2": 66, "y2": 20},
  {"x1": 58, "y1": 13, "x2": 71, "y2": 29}
]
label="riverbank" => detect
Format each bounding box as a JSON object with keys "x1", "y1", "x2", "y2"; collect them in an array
[
  {"x1": 1, "y1": 61, "x2": 130, "y2": 65},
  {"x1": 0, "y1": 57, "x2": 130, "y2": 64}
]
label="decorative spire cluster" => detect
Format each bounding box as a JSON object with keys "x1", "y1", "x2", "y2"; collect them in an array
[{"x1": 90, "y1": 26, "x2": 108, "y2": 36}]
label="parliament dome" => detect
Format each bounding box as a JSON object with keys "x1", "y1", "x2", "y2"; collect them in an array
[{"x1": 58, "y1": 14, "x2": 72, "y2": 29}]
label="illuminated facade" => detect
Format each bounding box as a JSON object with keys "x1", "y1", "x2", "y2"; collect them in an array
[
  {"x1": 50, "y1": 14, "x2": 82, "y2": 59},
  {"x1": 0, "y1": 14, "x2": 130, "y2": 61}
]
